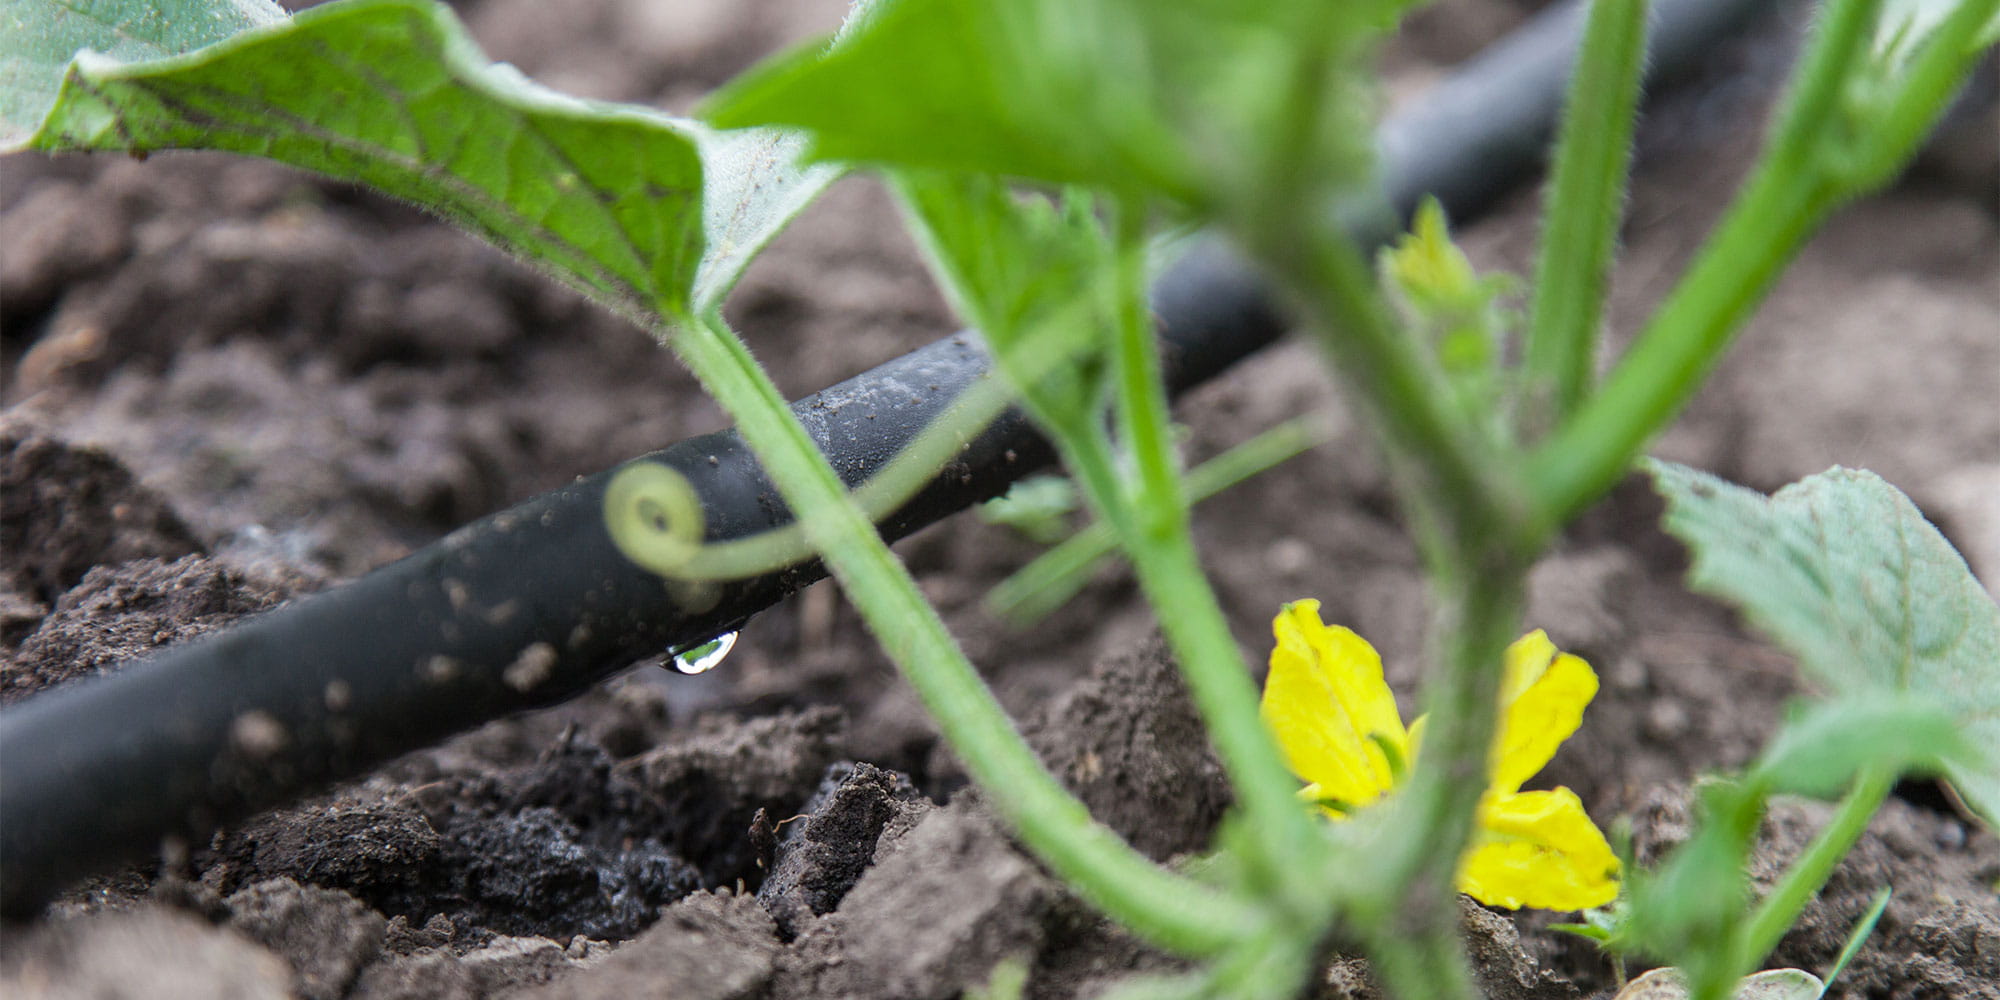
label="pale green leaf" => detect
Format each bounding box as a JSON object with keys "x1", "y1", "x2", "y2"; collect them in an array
[
  {"x1": 686, "y1": 123, "x2": 840, "y2": 314},
  {"x1": 1647, "y1": 461, "x2": 2000, "y2": 824},
  {"x1": 20, "y1": 0, "x2": 833, "y2": 322},
  {"x1": 0, "y1": 0, "x2": 284, "y2": 146}
]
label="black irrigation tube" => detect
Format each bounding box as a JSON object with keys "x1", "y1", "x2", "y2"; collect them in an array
[{"x1": 0, "y1": 0, "x2": 1769, "y2": 917}]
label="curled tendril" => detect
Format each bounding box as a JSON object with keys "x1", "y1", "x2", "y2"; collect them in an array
[
  {"x1": 604, "y1": 460, "x2": 709, "y2": 576},
  {"x1": 603, "y1": 373, "x2": 1021, "y2": 586}
]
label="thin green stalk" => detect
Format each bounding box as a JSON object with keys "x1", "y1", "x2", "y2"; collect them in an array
[
  {"x1": 1822, "y1": 886, "x2": 1892, "y2": 988},
  {"x1": 611, "y1": 375, "x2": 1017, "y2": 582},
  {"x1": 1096, "y1": 209, "x2": 1321, "y2": 884},
  {"x1": 1525, "y1": 0, "x2": 1994, "y2": 522},
  {"x1": 1526, "y1": 166, "x2": 1828, "y2": 521},
  {"x1": 665, "y1": 311, "x2": 1257, "y2": 956},
  {"x1": 1736, "y1": 768, "x2": 1894, "y2": 971},
  {"x1": 1762, "y1": 0, "x2": 1887, "y2": 170},
  {"x1": 1108, "y1": 204, "x2": 1188, "y2": 537},
  {"x1": 1522, "y1": 0, "x2": 1651, "y2": 427},
  {"x1": 1360, "y1": 551, "x2": 1529, "y2": 1000}
]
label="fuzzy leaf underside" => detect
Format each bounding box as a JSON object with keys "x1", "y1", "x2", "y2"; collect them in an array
[
  {"x1": 688, "y1": 123, "x2": 841, "y2": 314},
  {"x1": 19, "y1": 0, "x2": 834, "y2": 321},
  {"x1": 1647, "y1": 461, "x2": 2000, "y2": 824},
  {"x1": 0, "y1": 0, "x2": 285, "y2": 146}
]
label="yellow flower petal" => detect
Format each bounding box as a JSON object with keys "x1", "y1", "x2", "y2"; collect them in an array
[
  {"x1": 1459, "y1": 788, "x2": 1621, "y2": 911},
  {"x1": 1261, "y1": 600, "x2": 1407, "y2": 809},
  {"x1": 1492, "y1": 632, "x2": 1598, "y2": 794}
]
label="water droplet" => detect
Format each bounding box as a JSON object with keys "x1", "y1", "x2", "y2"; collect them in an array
[{"x1": 668, "y1": 631, "x2": 737, "y2": 675}]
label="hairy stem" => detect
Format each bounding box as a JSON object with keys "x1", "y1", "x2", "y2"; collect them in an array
[
  {"x1": 665, "y1": 311, "x2": 1256, "y2": 955},
  {"x1": 1363, "y1": 551, "x2": 1529, "y2": 1000},
  {"x1": 1527, "y1": 0, "x2": 1998, "y2": 522},
  {"x1": 1100, "y1": 206, "x2": 1321, "y2": 882},
  {"x1": 1521, "y1": 0, "x2": 1651, "y2": 428}
]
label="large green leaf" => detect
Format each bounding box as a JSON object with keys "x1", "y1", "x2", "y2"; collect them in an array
[
  {"x1": 705, "y1": 0, "x2": 1189, "y2": 197},
  {"x1": 703, "y1": 0, "x2": 1400, "y2": 207},
  {"x1": 1647, "y1": 461, "x2": 2000, "y2": 823},
  {"x1": 16, "y1": 0, "x2": 834, "y2": 321},
  {"x1": 0, "y1": 0, "x2": 284, "y2": 145}
]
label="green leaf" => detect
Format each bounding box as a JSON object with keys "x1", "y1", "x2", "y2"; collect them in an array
[
  {"x1": 0, "y1": 0, "x2": 284, "y2": 146},
  {"x1": 19, "y1": 0, "x2": 834, "y2": 322},
  {"x1": 1647, "y1": 461, "x2": 2000, "y2": 824},
  {"x1": 703, "y1": 0, "x2": 1400, "y2": 207},
  {"x1": 704, "y1": 0, "x2": 1191, "y2": 197},
  {"x1": 1755, "y1": 695, "x2": 1976, "y2": 799},
  {"x1": 687, "y1": 123, "x2": 841, "y2": 314},
  {"x1": 978, "y1": 475, "x2": 1079, "y2": 546},
  {"x1": 891, "y1": 170, "x2": 1117, "y2": 430}
]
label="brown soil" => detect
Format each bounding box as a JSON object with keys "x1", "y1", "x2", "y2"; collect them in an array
[{"x1": 2, "y1": 1, "x2": 1996, "y2": 998}]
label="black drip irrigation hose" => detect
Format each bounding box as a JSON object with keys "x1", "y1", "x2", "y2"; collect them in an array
[{"x1": 0, "y1": 0, "x2": 1768, "y2": 917}]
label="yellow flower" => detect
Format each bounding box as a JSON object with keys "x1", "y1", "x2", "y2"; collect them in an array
[{"x1": 1260, "y1": 599, "x2": 1620, "y2": 911}]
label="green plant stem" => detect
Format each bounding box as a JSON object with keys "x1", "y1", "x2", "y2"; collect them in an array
[
  {"x1": 1526, "y1": 0, "x2": 2000, "y2": 522},
  {"x1": 1521, "y1": 0, "x2": 1650, "y2": 427},
  {"x1": 612, "y1": 375, "x2": 1018, "y2": 582},
  {"x1": 1823, "y1": 886, "x2": 1892, "y2": 987},
  {"x1": 1736, "y1": 767, "x2": 1894, "y2": 971},
  {"x1": 666, "y1": 310, "x2": 1256, "y2": 956},
  {"x1": 1095, "y1": 207, "x2": 1321, "y2": 885},
  {"x1": 1764, "y1": 0, "x2": 1886, "y2": 170},
  {"x1": 1526, "y1": 162, "x2": 1828, "y2": 521},
  {"x1": 1359, "y1": 552, "x2": 1529, "y2": 1000},
  {"x1": 1841, "y1": 0, "x2": 2000, "y2": 187},
  {"x1": 1527, "y1": 0, "x2": 1872, "y2": 517}
]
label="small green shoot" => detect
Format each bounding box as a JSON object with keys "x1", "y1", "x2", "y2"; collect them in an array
[
  {"x1": 1821, "y1": 887, "x2": 1892, "y2": 989},
  {"x1": 979, "y1": 476, "x2": 1081, "y2": 546},
  {"x1": 985, "y1": 417, "x2": 1328, "y2": 625}
]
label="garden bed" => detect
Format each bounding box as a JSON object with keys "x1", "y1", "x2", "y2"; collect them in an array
[{"x1": 2, "y1": 0, "x2": 1996, "y2": 997}]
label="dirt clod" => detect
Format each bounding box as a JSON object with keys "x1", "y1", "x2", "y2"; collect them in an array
[
  {"x1": 631, "y1": 706, "x2": 849, "y2": 885},
  {"x1": 0, "y1": 906, "x2": 293, "y2": 1000},
  {"x1": 1024, "y1": 636, "x2": 1232, "y2": 862},
  {"x1": 0, "y1": 416, "x2": 200, "y2": 607},
  {"x1": 810, "y1": 801, "x2": 1057, "y2": 1000},
  {"x1": 5, "y1": 554, "x2": 299, "y2": 703},
  {"x1": 224, "y1": 878, "x2": 386, "y2": 1000},
  {"x1": 516, "y1": 891, "x2": 781, "y2": 1000},
  {"x1": 758, "y1": 761, "x2": 932, "y2": 938},
  {"x1": 200, "y1": 796, "x2": 443, "y2": 902}
]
